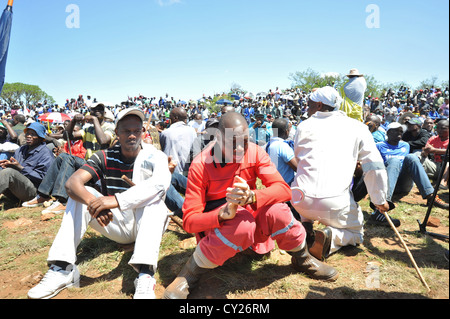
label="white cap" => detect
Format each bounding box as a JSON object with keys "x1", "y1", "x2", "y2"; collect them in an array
[
  {"x1": 115, "y1": 107, "x2": 145, "y2": 125},
  {"x1": 386, "y1": 122, "x2": 402, "y2": 132}
]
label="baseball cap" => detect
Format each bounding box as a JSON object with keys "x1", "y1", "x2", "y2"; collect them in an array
[
  {"x1": 386, "y1": 122, "x2": 403, "y2": 132},
  {"x1": 115, "y1": 107, "x2": 145, "y2": 125},
  {"x1": 24, "y1": 122, "x2": 47, "y2": 138},
  {"x1": 406, "y1": 118, "x2": 422, "y2": 126}
]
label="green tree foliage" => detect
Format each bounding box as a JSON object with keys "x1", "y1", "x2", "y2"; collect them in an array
[{"x1": 0, "y1": 82, "x2": 55, "y2": 107}]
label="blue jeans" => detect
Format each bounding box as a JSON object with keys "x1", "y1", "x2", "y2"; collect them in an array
[
  {"x1": 385, "y1": 154, "x2": 434, "y2": 201},
  {"x1": 164, "y1": 172, "x2": 187, "y2": 218},
  {"x1": 37, "y1": 153, "x2": 86, "y2": 202}
]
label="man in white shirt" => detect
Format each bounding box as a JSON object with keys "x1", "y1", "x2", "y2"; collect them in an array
[
  {"x1": 291, "y1": 87, "x2": 389, "y2": 260},
  {"x1": 160, "y1": 107, "x2": 197, "y2": 176}
]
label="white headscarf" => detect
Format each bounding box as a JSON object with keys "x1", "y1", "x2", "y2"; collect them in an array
[{"x1": 310, "y1": 86, "x2": 343, "y2": 110}]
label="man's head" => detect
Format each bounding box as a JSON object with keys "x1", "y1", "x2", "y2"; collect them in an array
[
  {"x1": 169, "y1": 107, "x2": 188, "y2": 124},
  {"x1": 24, "y1": 122, "x2": 47, "y2": 147},
  {"x1": 115, "y1": 108, "x2": 145, "y2": 154},
  {"x1": 216, "y1": 112, "x2": 249, "y2": 163},
  {"x1": 436, "y1": 120, "x2": 449, "y2": 140},
  {"x1": 385, "y1": 122, "x2": 404, "y2": 145},
  {"x1": 0, "y1": 122, "x2": 7, "y2": 139},
  {"x1": 422, "y1": 118, "x2": 435, "y2": 132},
  {"x1": 272, "y1": 118, "x2": 290, "y2": 140},
  {"x1": 365, "y1": 114, "x2": 381, "y2": 133},
  {"x1": 221, "y1": 105, "x2": 236, "y2": 116},
  {"x1": 307, "y1": 87, "x2": 343, "y2": 117},
  {"x1": 406, "y1": 117, "x2": 422, "y2": 136},
  {"x1": 89, "y1": 103, "x2": 106, "y2": 121}
]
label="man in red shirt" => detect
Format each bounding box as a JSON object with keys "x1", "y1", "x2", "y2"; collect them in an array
[
  {"x1": 421, "y1": 119, "x2": 449, "y2": 188},
  {"x1": 164, "y1": 112, "x2": 338, "y2": 299}
]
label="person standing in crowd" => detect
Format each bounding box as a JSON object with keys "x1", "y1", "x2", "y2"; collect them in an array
[
  {"x1": 0, "y1": 123, "x2": 54, "y2": 203},
  {"x1": 164, "y1": 112, "x2": 338, "y2": 299},
  {"x1": 290, "y1": 86, "x2": 389, "y2": 261},
  {"x1": 27, "y1": 108, "x2": 172, "y2": 299},
  {"x1": 339, "y1": 68, "x2": 367, "y2": 122}
]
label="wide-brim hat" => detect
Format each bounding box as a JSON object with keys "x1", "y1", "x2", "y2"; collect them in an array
[{"x1": 347, "y1": 68, "x2": 364, "y2": 77}]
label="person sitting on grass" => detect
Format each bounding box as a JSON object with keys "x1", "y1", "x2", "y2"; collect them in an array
[
  {"x1": 0, "y1": 122, "x2": 54, "y2": 204},
  {"x1": 27, "y1": 108, "x2": 172, "y2": 299},
  {"x1": 370, "y1": 122, "x2": 448, "y2": 228}
]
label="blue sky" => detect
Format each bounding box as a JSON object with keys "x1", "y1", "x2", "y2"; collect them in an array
[{"x1": 4, "y1": 0, "x2": 449, "y2": 105}]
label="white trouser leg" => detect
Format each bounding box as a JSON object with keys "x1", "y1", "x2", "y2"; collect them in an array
[
  {"x1": 47, "y1": 187, "x2": 169, "y2": 272},
  {"x1": 128, "y1": 199, "x2": 170, "y2": 273},
  {"x1": 292, "y1": 192, "x2": 364, "y2": 254}
]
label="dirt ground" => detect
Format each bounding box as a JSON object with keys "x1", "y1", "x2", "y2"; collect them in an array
[{"x1": 0, "y1": 187, "x2": 448, "y2": 300}]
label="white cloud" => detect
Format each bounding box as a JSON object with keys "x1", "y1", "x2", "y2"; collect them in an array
[{"x1": 156, "y1": 0, "x2": 182, "y2": 6}]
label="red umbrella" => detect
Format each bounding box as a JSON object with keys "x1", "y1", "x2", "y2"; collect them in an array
[{"x1": 38, "y1": 112, "x2": 72, "y2": 123}]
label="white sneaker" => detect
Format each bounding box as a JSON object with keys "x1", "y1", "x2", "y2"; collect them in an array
[
  {"x1": 22, "y1": 195, "x2": 50, "y2": 208},
  {"x1": 42, "y1": 201, "x2": 66, "y2": 215},
  {"x1": 27, "y1": 264, "x2": 80, "y2": 299},
  {"x1": 133, "y1": 273, "x2": 156, "y2": 299}
]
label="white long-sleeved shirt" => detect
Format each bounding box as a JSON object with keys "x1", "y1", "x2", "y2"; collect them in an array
[{"x1": 292, "y1": 111, "x2": 387, "y2": 205}]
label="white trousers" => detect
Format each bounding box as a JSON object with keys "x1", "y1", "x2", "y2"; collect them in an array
[
  {"x1": 47, "y1": 187, "x2": 170, "y2": 273},
  {"x1": 291, "y1": 189, "x2": 364, "y2": 254}
]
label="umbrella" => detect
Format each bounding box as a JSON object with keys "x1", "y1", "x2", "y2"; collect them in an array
[
  {"x1": 230, "y1": 94, "x2": 240, "y2": 100},
  {"x1": 216, "y1": 99, "x2": 233, "y2": 105},
  {"x1": 0, "y1": 0, "x2": 13, "y2": 94},
  {"x1": 244, "y1": 92, "x2": 254, "y2": 100},
  {"x1": 38, "y1": 112, "x2": 72, "y2": 123},
  {"x1": 178, "y1": 100, "x2": 187, "y2": 105}
]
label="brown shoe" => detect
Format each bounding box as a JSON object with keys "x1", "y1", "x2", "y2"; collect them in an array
[
  {"x1": 432, "y1": 195, "x2": 449, "y2": 210},
  {"x1": 309, "y1": 227, "x2": 332, "y2": 261},
  {"x1": 289, "y1": 243, "x2": 339, "y2": 282},
  {"x1": 163, "y1": 255, "x2": 209, "y2": 299}
]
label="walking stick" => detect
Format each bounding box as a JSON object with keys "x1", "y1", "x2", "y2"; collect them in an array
[
  {"x1": 381, "y1": 210, "x2": 431, "y2": 292},
  {"x1": 121, "y1": 175, "x2": 185, "y2": 231}
]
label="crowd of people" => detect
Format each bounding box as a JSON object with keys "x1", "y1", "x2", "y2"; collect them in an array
[{"x1": 0, "y1": 68, "x2": 448, "y2": 299}]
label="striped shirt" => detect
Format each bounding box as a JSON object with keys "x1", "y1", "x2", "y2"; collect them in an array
[
  {"x1": 81, "y1": 144, "x2": 135, "y2": 196},
  {"x1": 80, "y1": 122, "x2": 116, "y2": 160}
]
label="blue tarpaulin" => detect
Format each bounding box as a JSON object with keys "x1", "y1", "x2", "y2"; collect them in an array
[{"x1": 0, "y1": 3, "x2": 13, "y2": 94}]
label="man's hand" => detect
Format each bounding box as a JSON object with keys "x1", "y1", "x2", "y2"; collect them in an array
[
  {"x1": 168, "y1": 156, "x2": 177, "y2": 174},
  {"x1": 0, "y1": 157, "x2": 23, "y2": 171},
  {"x1": 226, "y1": 176, "x2": 254, "y2": 206},
  {"x1": 87, "y1": 196, "x2": 119, "y2": 227},
  {"x1": 218, "y1": 202, "x2": 238, "y2": 222},
  {"x1": 375, "y1": 202, "x2": 391, "y2": 213}
]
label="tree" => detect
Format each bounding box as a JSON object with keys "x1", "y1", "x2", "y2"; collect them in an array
[{"x1": 0, "y1": 82, "x2": 55, "y2": 107}]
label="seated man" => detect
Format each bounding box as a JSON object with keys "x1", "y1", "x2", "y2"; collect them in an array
[
  {"x1": 419, "y1": 120, "x2": 449, "y2": 189},
  {"x1": 372, "y1": 122, "x2": 448, "y2": 225},
  {"x1": 27, "y1": 108, "x2": 172, "y2": 299},
  {"x1": 402, "y1": 117, "x2": 431, "y2": 154},
  {"x1": 163, "y1": 112, "x2": 338, "y2": 300},
  {"x1": 0, "y1": 120, "x2": 19, "y2": 162},
  {"x1": 0, "y1": 122, "x2": 54, "y2": 203},
  {"x1": 265, "y1": 118, "x2": 299, "y2": 220},
  {"x1": 22, "y1": 103, "x2": 115, "y2": 213}
]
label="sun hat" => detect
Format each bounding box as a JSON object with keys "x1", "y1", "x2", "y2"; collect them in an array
[
  {"x1": 24, "y1": 122, "x2": 47, "y2": 138},
  {"x1": 346, "y1": 68, "x2": 364, "y2": 77}
]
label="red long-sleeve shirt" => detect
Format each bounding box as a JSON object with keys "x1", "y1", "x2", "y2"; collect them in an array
[{"x1": 182, "y1": 141, "x2": 291, "y2": 234}]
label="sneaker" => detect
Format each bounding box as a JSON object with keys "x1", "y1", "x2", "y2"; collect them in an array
[
  {"x1": 431, "y1": 195, "x2": 450, "y2": 210},
  {"x1": 133, "y1": 273, "x2": 156, "y2": 299},
  {"x1": 22, "y1": 195, "x2": 51, "y2": 208},
  {"x1": 367, "y1": 210, "x2": 401, "y2": 228},
  {"x1": 27, "y1": 264, "x2": 80, "y2": 299},
  {"x1": 42, "y1": 201, "x2": 66, "y2": 215}
]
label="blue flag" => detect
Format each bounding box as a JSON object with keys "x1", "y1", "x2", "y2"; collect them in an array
[{"x1": 0, "y1": 3, "x2": 13, "y2": 94}]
